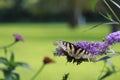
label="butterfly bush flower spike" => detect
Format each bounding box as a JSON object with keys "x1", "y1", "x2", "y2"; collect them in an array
[
  {"x1": 53, "y1": 31, "x2": 120, "y2": 64},
  {"x1": 13, "y1": 33, "x2": 24, "y2": 42},
  {"x1": 74, "y1": 41, "x2": 109, "y2": 55},
  {"x1": 105, "y1": 31, "x2": 120, "y2": 45}
]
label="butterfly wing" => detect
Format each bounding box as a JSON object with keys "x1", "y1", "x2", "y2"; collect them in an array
[
  {"x1": 54, "y1": 41, "x2": 86, "y2": 58},
  {"x1": 54, "y1": 41, "x2": 96, "y2": 64}
]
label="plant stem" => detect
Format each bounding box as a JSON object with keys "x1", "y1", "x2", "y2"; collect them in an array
[
  {"x1": 99, "y1": 12, "x2": 113, "y2": 22},
  {"x1": 0, "y1": 41, "x2": 17, "y2": 56},
  {"x1": 98, "y1": 62, "x2": 106, "y2": 80},
  {"x1": 0, "y1": 41, "x2": 17, "y2": 49},
  {"x1": 31, "y1": 64, "x2": 45, "y2": 80},
  {"x1": 103, "y1": 0, "x2": 120, "y2": 23},
  {"x1": 110, "y1": 0, "x2": 120, "y2": 9}
]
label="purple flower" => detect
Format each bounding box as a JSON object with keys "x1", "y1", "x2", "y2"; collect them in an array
[
  {"x1": 13, "y1": 33, "x2": 24, "y2": 42},
  {"x1": 54, "y1": 41, "x2": 109, "y2": 56},
  {"x1": 74, "y1": 41, "x2": 90, "y2": 50},
  {"x1": 53, "y1": 41, "x2": 110, "y2": 64},
  {"x1": 105, "y1": 31, "x2": 120, "y2": 45},
  {"x1": 53, "y1": 31, "x2": 120, "y2": 64},
  {"x1": 74, "y1": 41, "x2": 109, "y2": 55}
]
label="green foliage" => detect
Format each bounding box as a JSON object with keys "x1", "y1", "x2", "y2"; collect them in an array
[
  {"x1": 98, "y1": 60, "x2": 119, "y2": 80},
  {"x1": 15, "y1": 62, "x2": 30, "y2": 69},
  {"x1": 62, "y1": 73, "x2": 69, "y2": 80},
  {"x1": 0, "y1": 57, "x2": 9, "y2": 66},
  {"x1": 95, "y1": 0, "x2": 120, "y2": 24},
  {"x1": 0, "y1": 34, "x2": 31, "y2": 80},
  {"x1": 90, "y1": 0, "x2": 99, "y2": 11},
  {"x1": 0, "y1": 52, "x2": 30, "y2": 80}
]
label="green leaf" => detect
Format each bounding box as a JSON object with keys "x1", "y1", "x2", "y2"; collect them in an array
[
  {"x1": 98, "y1": 67, "x2": 117, "y2": 80},
  {"x1": 84, "y1": 21, "x2": 118, "y2": 31},
  {"x1": 15, "y1": 62, "x2": 32, "y2": 70},
  {"x1": 3, "y1": 70, "x2": 20, "y2": 80},
  {"x1": 98, "y1": 70, "x2": 112, "y2": 80},
  {"x1": 99, "y1": 12, "x2": 114, "y2": 21},
  {"x1": 105, "y1": 59, "x2": 115, "y2": 71},
  {"x1": 85, "y1": 23, "x2": 103, "y2": 31},
  {"x1": 111, "y1": 0, "x2": 120, "y2": 9},
  {"x1": 62, "y1": 73, "x2": 69, "y2": 80},
  {"x1": 0, "y1": 57, "x2": 9, "y2": 65},
  {"x1": 96, "y1": 53, "x2": 120, "y2": 62},
  {"x1": 103, "y1": 0, "x2": 120, "y2": 23},
  {"x1": 3, "y1": 70, "x2": 13, "y2": 80},
  {"x1": 12, "y1": 73, "x2": 20, "y2": 80},
  {"x1": 10, "y1": 52, "x2": 14, "y2": 64},
  {"x1": 0, "y1": 68, "x2": 6, "y2": 71},
  {"x1": 3, "y1": 47, "x2": 7, "y2": 55}
]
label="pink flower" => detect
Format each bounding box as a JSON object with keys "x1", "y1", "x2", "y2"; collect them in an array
[{"x1": 13, "y1": 33, "x2": 24, "y2": 42}]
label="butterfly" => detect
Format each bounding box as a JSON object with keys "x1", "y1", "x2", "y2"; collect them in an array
[{"x1": 54, "y1": 41, "x2": 96, "y2": 64}]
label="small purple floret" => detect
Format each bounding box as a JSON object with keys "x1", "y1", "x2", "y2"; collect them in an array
[
  {"x1": 74, "y1": 41, "x2": 109, "y2": 55},
  {"x1": 105, "y1": 31, "x2": 120, "y2": 45}
]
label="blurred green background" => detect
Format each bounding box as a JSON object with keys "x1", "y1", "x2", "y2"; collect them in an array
[
  {"x1": 0, "y1": 0, "x2": 120, "y2": 80},
  {"x1": 0, "y1": 23, "x2": 120, "y2": 80}
]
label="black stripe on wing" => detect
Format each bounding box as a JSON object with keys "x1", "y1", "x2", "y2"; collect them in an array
[{"x1": 61, "y1": 41, "x2": 90, "y2": 65}]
